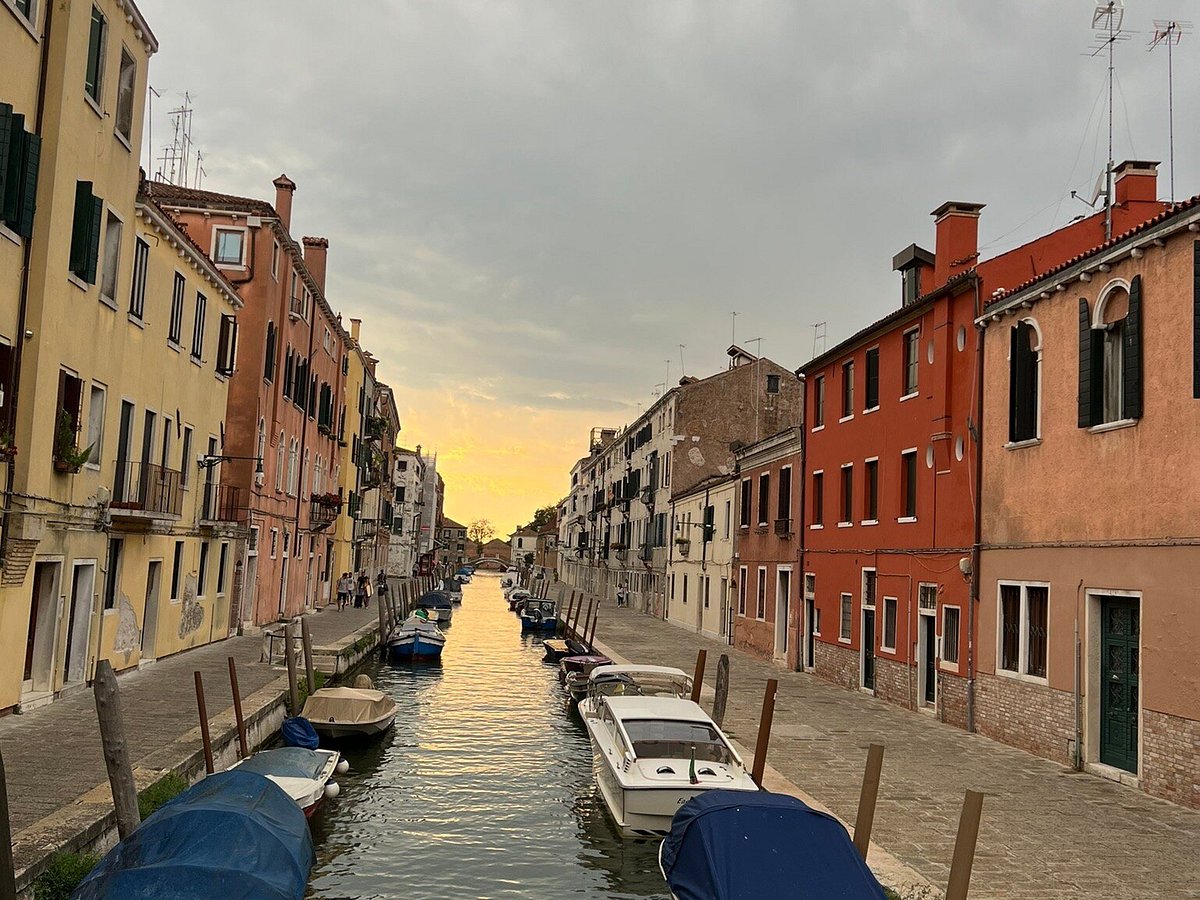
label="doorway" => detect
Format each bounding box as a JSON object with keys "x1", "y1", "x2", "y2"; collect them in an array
[
  {"x1": 775, "y1": 568, "x2": 791, "y2": 659},
  {"x1": 23, "y1": 561, "x2": 61, "y2": 695},
  {"x1": 141, "y1": 560, "x2": 162, "y2": 661},
  {"x1": 63, "y1": 562, "x2": 96, "y2": 686},
  {"x1": 861, "y1": 608, "x2": 876, "y2": 691},
  {"x1": 1099, "y1": 596, "x2": 1140, "y2": 774},
  {"x1": 917, "y1": 611, "x2": 936, "y2": 709}
]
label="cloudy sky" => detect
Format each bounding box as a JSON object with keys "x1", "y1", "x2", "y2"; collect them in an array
[{"x1": 138, "y1": 0, "x2": 1198, "y2": 532}]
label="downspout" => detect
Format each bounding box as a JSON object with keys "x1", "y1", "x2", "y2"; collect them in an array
[
  {"x1": 968, "y1": 274, "x2": 984, "y2": 733},
  {"x1": 0, "y1": 0, "x2": 53, "y2": 567},
  {"x1": 795, "y1": 393, "x2": 807, "y2": 670},
  {"x1": 1074, "y1": 578, "x2": 1084, "y2": 769}
]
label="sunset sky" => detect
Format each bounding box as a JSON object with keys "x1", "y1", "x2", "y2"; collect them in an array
[{"x1": 138, "y1": 1, "x2": 1199, "y2": 533}]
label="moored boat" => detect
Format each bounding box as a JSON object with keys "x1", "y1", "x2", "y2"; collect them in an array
[
  {"x1": 577, "y1": 664, "x2": 693, "y2": 721},
  {"x1": 388, "y1": 614, "x2": 447, "y2": 660},
  {"x1": 415, "y1": 590, "x2": 454, "y2": 624},
  {"x1": 519, "y1": 598, "x2": 558, "y2": 631},
  {"x1": 228, "y1": 746, "x2": 345, "y2": 817},
  {"x1": 439, "y1": 577, "x2": 463, "y2": 604},
  {"x1": 507, "y1": 588, "x2": 532, "y2": 612},
  {"x1": 300, "y1": 684, "x2": 397, "y2": 739}
]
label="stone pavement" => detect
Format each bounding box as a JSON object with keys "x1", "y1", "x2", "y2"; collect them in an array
[
  {"x1": 597, "y1": 606, "x2": 1200, "y2": 900},
  {"x1": 0, "y1": 604, "x2": 375, "y2": 835}
]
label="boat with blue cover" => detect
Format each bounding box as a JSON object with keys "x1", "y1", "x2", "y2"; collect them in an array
[
  {"x1": 71, "y1": 769, "x2": 314, "y2": 900},
  {"x1": 415, "y1": 589, "x2": 454, "y2": 624},
  {"x1": 388, "y1": 613, "x2": 447, "y2": 661},
  {"x1": 228, "y1": 746, "x2": 344, "y2": 817},
  {"x1": 519, "y1": 598, "x2": 558, "y2": 631},
  {"x1": 658, "y1": 790, "x2": 887, "y2": 899}
]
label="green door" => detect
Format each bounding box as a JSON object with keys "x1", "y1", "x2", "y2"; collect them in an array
[{"x1": 1099, "y1": 597, "x2": 1139, "y2": 774}]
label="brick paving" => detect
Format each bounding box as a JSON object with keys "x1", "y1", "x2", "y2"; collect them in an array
[
  {"x1": 596, "y1": 605, "x2": 1200, "y2": 900},
  {"x1": 0, "y1": 605, "x2": 375, "y2": 834}
]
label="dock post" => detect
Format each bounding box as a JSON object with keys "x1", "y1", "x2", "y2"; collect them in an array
[
  {"x1": 0, "y1": 748, "x2": 17, "y2": 900},
  {"x1": 194, "y1": 671, "x2": 215, "y2": 775},
  {"x1": 376, "y1": 588, "x2": 388, "y2": 648},
  {"x1": 228, "y1": 657, "x2": 250, "y2": 759},
  {"x1": 853, "y1": 743, "x2": 886, "y2": 859},
  {"x1": 587, "y1": 612, "x2": 599, "y2": 651},
  {"x1": 712, "y1": 653, "x2": 730, "y2": 726},
  {"x1": 570, "y1": 591, "x2": 580, "y2": 638},
  {"x1": 690, "y1": 649, "x2": 707, "y2": 703},
  {"x1": 284, "y1": 621, "x2": 300, "y2": 714},
  {"x1": 301, "y1": 618, "x2": 317, "y2": 694},
  {"x1": 581, "y1": 598, "x2": 595, "y2": 648},
  {"x1": 563, "y1": 592, "x2": 576, "y2": 638},
  {"x1": 94, "y1": 660, "x2": 141, "y2": 838},
  {"x1": 945, "y1": 791, "x2": 984, "y2": 900},
  {"x1": 749, "y1": 678, "x2": 778, "y2": 788}
]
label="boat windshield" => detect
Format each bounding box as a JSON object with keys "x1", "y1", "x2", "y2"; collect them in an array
[
  {"x1": 591, "y1": 673, "x2": 689, "y2": 700},
  {"x1": 623, "y1": 720, "x2": 733, "y2": 764}
]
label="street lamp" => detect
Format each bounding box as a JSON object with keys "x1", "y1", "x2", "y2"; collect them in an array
[{"x1": 198, "y1": 454, "x2": 263, "y2": 475}]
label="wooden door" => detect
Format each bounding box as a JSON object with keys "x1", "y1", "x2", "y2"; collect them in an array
[{"x1": 1100, "y1": 596, "x2": 1139, "y2": 774}]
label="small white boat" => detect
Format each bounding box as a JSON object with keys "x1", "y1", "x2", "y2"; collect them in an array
[
  {"x1": 389, "y1": 614, "x2": 447, "y2": 660},
  {"x1": 301, "y1": 685, "x2": 397, "y2": 739},
  {"x1": 577, "y1": 665, "x2": 694, "y2": 721},
  {"x1": 228, "y1": 746, "x2": 346, "y2": 817},
  {"x1": 583, "y1": 692, "x2": 757, "y2": 836},
  {"x1": 439, "y1": 578, "x2": 463, "y2": 604}
]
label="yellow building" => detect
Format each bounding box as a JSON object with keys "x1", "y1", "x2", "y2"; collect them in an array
[
  {"x1": 0, "y1": 0, "x2": 245, "y2": 713},
  {"x1": 330, "y1": 320, "x2": 369, "y2": 585}
]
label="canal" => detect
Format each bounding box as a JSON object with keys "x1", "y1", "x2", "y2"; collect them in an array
[{"x1": 307, "y1": 573, "x2": 669, "y2": 899}]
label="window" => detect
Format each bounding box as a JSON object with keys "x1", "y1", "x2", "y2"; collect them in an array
[
  {"x1": 703, "y1": 577, "x2": 711, "y2": 609},
  {"x1": 129, "y1": 237, "x2": 148, "y2": 318},
  {"x1": 757, "y1": 473, "x2": 770, "y2": 525},
  {"x1": 170, "y1": 540, "x2": 184, "y2": 600},
  {"x1": 55, "y1": 370, "x2": 84, "y2": 457},
  {"x1": 99, "y1": 211, "x2": 122, "y2": 303},
  {"x1": 811, "y1": 472, "x2": 824, "y2": 526},
  {"x1": 102, "y1": 537, "x2": 122, "y2": 609},
  {"x1": 115, "y1": 48, "x2": 136, "y2": 142},
  {"x1": 270, "y1": 528, "x2": 278, "y2": 559},
  {"x1": 287, "y1": 438, "x2": 298, "y2": 495},
  {"x1": 69, "y1": 182, "x2": 103, "y2": 283},
  {"x1": 841, "y1": 361, "x2": 854, "y2": 418},
  {"x1": 275, "y1": 432, "x2": 284, "y2": 492},
  {"x1": 12, "y1": 0, "x2": 34, "y2": 23},
  {"x1": 191, "y1": 293, "x2": 206, "y2": 359},
  {"x1": 740, "y1": 477, "x2": 751, "y2": 528},
  {"x1": 270, "y1": 240, "x2": 280, "y2": 280},
  {"x1": 839, "y1": 593, "x2": 852, "y2": 641},
  {"x1": 216, "y1": 543, "x2": 228, "y2": 595},
  {"x1": 813, "y1": 375, "x2": 825, "y2": 427},
  {"x1": 903, "y1": 328, "x2": 920, "y2": 396},
  {"x1": 863, "y1": 569, "x2": 876, "y2": 608},
  {"x1": 777, "y1": 466, "x2": 791, "y2": 523},
  {"x1": 0, "y1": 105, "x2": 42, "y2": 239},
  {"x1": 998, "y1": 583, "x2": 1048, "y2": 679},
  {"x1": 197, "y1": 541, "x2": 209, "y2": 597},
  {"x1": 180, "y1": 426, "x2": 192, "y2": 487},
  {"x1": 839, "y1": 464, "x2": 853, "y2": 524},
  {"x1": 682, "y1": 574, "x2": 688, "y2": 605},
  {"x1": 942, "y1": 606, "x2": 960, "y2": 666},
  {"x1": 216, "y1": 314, "x2": 238, "y2": 376},
  {"x1": 865, "y1": 347, "x2": 879, "y2": 410},
  {"x1": 1080, "y1": 279, "x2": 1142, "y2": 428},
  {"x1": 1009, "y1": 320, "x2": 1040, "y2": 442},
  {"x1": 214, "y1": 228, "x2": 245, "y2": 266},
  {"x1": 84, "y1": 6, "x2": 106, "y2": 104},
  {"x1": 723, "y1": 499, "x2": 731, "y2": 539},
  {"x1": 263, "y1": 321, "x2": 277, "y2": 381},
  {"x1": 902, "y1": 267, "x2": 921, "y2": 306},
  {"x1": 882, "y1": 597, "x2": 897, "y2": 650},
  {"x1": 160, "y1": 416, "x2": 172, "y2": 469},
  {"x1": 766, "y1": 373, "x2": 781, "y2": 394},
  {"x1": 86, "y1": 383, "x2": 105, "y2": 467},
  {"x1": 864, "y1": 459, "x2": 878, "y2": 521},
  {"x1": 168, "y1": 272, "x2": 185, "y2": 345},
  {"x1": 900, "y1": 450, "x2": 917, "y2": 519},
  {"x1": 738, "y1": 566, "x2": 747, "y2": 615},
  {"x1": 756, "y1": 567, "x2": 767, "y2": 619},
  {"x1": 702, "y1": 505, "x2": 714, "y2": 542}
]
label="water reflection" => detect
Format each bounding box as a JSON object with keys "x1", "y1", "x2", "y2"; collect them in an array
[{"x1": 307, "y1": 574, "x2": 668, "y2": 899}]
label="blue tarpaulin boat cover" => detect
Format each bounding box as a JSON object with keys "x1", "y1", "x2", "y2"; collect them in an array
[
  {"x1": 418, "y1": 590, "x2": 452, "y2": 608},
  {"x1": 660, "y1": 790, "x2": 887, "y2": 900},
  {"x1": 72, "y1": 769, "x2": 313, "y2": 900},
  {"x1": 236, "y1": 746, "x2": 327, "y2": 780},
  {"x1": 281, "y1": 716, "x2": 320, "y2": 749}
]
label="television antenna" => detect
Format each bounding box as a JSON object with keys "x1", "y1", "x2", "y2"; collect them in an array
[
  {"x1": 730, "y1": 311, "x2": 739, "y2": 346},
  {"x1": 678, "y1": 344, "x2": 687, "y2": 378},
  {"x1": 812, "y1": 322, "x2": 827, "y2": 358},
  {"x1": 1149, "y1": 19, "x2": 1191, "y2": 203},
  {"x1": 1085, "y1": 1, "x2": 1132, "y2": 241}
]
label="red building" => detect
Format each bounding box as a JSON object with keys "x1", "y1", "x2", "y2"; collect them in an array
[{"x1": 799, "y1": 162, "x2": 1166, "y2": 728}]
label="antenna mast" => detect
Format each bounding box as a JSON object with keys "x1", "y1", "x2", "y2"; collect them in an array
[
  {"x1": 1088, "y1": 2, "x2": 1129, "y2": 241},
  {"x1": 1150, "y1": 19, "x2": 1191, "y2": 203},
  {"x1": 812, "y1": 322, "x2": 827, "y2": 359}
]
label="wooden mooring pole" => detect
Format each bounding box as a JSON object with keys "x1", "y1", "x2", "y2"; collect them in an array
[
  {"x1": 853, "y1": 743, "x2": 885, "y2": 859},
  {"x1": 284, "y1": 621, "x2": 300, "y2": 714},
  {"x1": 566, "y1": 592, "x2": 580, "y2": 638},
  {"x1": 94, "y1": 660, "x2": 141, "y2": 838},
  {"x1": 0, "y1": 747, "x2": 17, "y2": 900},
  {"x1": 587, "y1": 613, "x2": 599, "y2": 651},
  {"x1": 712, "y1": 653, "x2": 730, "y2": 727},
  {"x1": 194, "y1": 671, "x2": 215, "y2": 775},
  {"x1": 690, "y1": 649, "x2": 707, "y2": 703},
  {"x1": 945, "y1": 791, "x2": 985, "y2": 900},
  {"x1": 301, "y1": 618, "x2": 316, "y2": 694},
  {"x1": 227, "y1": 657, "x2": 249, "y2": 759},
  {"x1": 581, "y1": 598, "x2": 595, "y2": 647},
  {"x1": 749, "y1": 678, "x2": 778, "y2": 788}
]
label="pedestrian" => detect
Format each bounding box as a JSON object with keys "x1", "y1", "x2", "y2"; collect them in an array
[
  {"x1": 377, "y1": 570, "x2": 390, "y2": 605},
  {"x1": 363, "y1": 571, "x2": 372, "y2": 609},
  {"x1": 337, "y1": 572, "x2": 352, "y2": 610},
  {"x1": 354, "y1": 572, "x2": 367, "y2": 609}
]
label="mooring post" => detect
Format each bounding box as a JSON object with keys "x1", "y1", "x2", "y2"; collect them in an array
[
  {"x1": 301, "y1": 618, "x2": 317, "y2": 694},
  {"x1": 690, "y1": 649, "x2": 707, "y2": 703},
  {"x1": 945, "y1": 790, "x2": 984, "y2": 900},
  {"x1": 0, "y1": 747, "x2": 18, "y2": 900},
  {"x1": 712, "y1": 653, "x2": 730, "y2": 726},
  {"x1": 227, "y1": 657, "x2": 249, "y2": 759},
  {"x1": 569, "y1": 591, "x2": 580, "y2": 638},
  {"x1": 581, "y1": 598, "x2": 595, "y2": 647},
  {"x1": 284, "y1": 621, "x2": 300, "y2": 714},
  {"x1": 587, "y1": 612, "x2": 599, "y2": 651},
  {"x1": 375, "y1": 586, "x2": 388, "y2": 647},
  {"x1": 563, "y1": 592, "x2": 576, "y2": 638},
  {"x1": 749, "y1": 678, "x2": 778, "y2": 788},
  {"x1": 194, "y1": 671, "x2": 215, "y2": 775},
  {"x1": 853, "y1": 743, "x2": 886, "y2": 859},
  {"x1": 94, "y1": 660, "x2": 141, "y2": 838}
]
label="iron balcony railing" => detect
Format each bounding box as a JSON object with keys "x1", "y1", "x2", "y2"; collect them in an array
[
  {"x1": 112, "y1": 460, "x2": 184, "y2": 518},
  {"x1": 200, "y1": 482, "x2": 244, "y2": 524}
]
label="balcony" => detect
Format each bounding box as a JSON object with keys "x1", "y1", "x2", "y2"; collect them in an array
[
  {"x1": 774, "y1": 517, "x2": 793, "y2": 537},
  {"x1": 674, "y1": 537, "x2": 691, "y2": 557},
  {"x1": 354, "y1": 518, "x2": 379, "y2": 543},
  {"x1": 111, "y1": 461, "x2": 183, "y2": 525},
  {"x1": 200, "y1": 483, "x2": 245, "y2": 526},
  {"x1": 309, "y1": 492, "x2": 342, "y2": 531},
  {"x1": 614, "y1": 548, "x2": 629, "y2": 562},
  {"x1": 365, "y1": 416, "x2": 387, "y2": 442},
  {"x1": 288, "y1": 294, "x2": 305, "y2": 320}
]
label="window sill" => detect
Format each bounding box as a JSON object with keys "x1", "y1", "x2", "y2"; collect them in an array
[
  {"x1": 996, "y1": 668, "x2": 1049, "y2": 687},
  {"x1": 190, "y1": 356, "x2": 204, "y2": 368},
  {"x1": 84, "y1": 92, "x2": 104, "y2": 120},
  {"x1": 837, "y1": 521, "x2": 853, "y2": 528},
  {"x1": 127, "y1": 313, "x2": 145, "y2": 329},
  {"x1": 98, "y1": 293, "x2": 118, "y2": 311},
  {"x1": 67, "y1": 273, "x2": 90, "y2": 292},
  {"x1": 897, "y1": 516, "x2": 917, "y2": 524},
  {"x1": 0, "y1": 223, "x2": 22, "y2": 247},
  {"x1": 113, "y1": 129, "x2": 132, "y2": 153},
  {"x1": 862, "y1": 406, "x2": 879, "y2": 415},
  {"x1": 860, "y1": 519, "x2": 878, "y2": 526},
  {"x1": 216, "y1": 262, "x2": 247, "y2": 272},
  {"x1": 810, "y1": 424, "x2": 824, "y2": 433},
  {"x1": 1004, "y1": 437, "x2": 1041, "y2": 450},
  {"x1": 838, "y1": 637, "x2": 851, "y2": 645},
  {"x1": 899, "y1": 391, "x2": 919, "y2": 403},
  {"x1": 939, "y1": 661, "x2": 960, "y2": 675},
  {"x1": 809, "y1": 524, "x2": 823, "y2": 530},
  {"x1": 838, "y1": 414, "x2": 854, "y2": 424},
  {"x1": 1088, "y1": 419, "x2": 1137, "y2": 435},
  {"x1": 167, "y1": 340, "x2": 182, "y2": 353},
  {"x1": 881, "y1": 645, "x2": 896, "y2": 654}
]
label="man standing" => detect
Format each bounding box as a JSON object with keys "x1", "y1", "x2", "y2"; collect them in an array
[{"x1": 337, "y1": 572, "x2": 352, "y2": 610}]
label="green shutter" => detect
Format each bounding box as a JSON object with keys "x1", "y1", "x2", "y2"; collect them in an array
[
  {"x1": 69, "y1": 181, "x2": 94, "y2": 278},
  {"x1": 1009, "y1": 324, "x2": 1021, "y2": 441},
  {"x1": 1122, "y1": 274, "x2": 1142, "y2": 420},
  {"x1": 16, "y1": 132, "x2": 40, "y2": 238},
  {"x1": 1, "y1": 111, "x2": 23, "y2": 227},
  {"x1": 85, "y1": 194, "x2": 103, "y2": 284},
  {"x1": 0, "y1": 104, "x2": 12, "y2": 222},
  {"x1": 1078, "y1": 298, "x2": 1095, "y2": 428}
]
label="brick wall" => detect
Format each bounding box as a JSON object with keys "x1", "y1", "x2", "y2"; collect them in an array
[
  {"x1": 815, "y1": 640, "x2": 860, "y2": 692},
  {"x1": 874, "y1": 657, "x2": 913, "y2": 709},
  {"x1": 976, "y1": 672, "x2": 1075, "y2": 766},
  {"x1": 1142, "y1": 708, "x2": 1200, "y2": 809},
  {"x1": 938, "y1": 671, "x2": 969, "y2": 729}
]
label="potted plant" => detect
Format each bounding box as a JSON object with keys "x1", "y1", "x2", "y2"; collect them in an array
[
  {"x1": 0, "y1": 428, "x2": 16, "y2": 461},
  {"x1": 53, "y1": 411, "x2": 93, "y2": 474}
]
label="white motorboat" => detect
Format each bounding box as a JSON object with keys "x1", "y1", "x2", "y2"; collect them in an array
[
  {"x1": 439, "y1": 577, "x2": 463, "y2": 604},
  {"x1": 388, "y1": 614, "x2": 447, "y2": 660},
  {"x1": 228, "y1": 746, "x2": 346, "y2": 817},
  {"x1": 577, "y1": 665, "x2": 693, "y2": 721},
  {"x1": 301, "y1": 684, "x2": 397, "y2": 738},
  {"x1": 583, "y1": 694, "x2": 757, "y2": 836}
]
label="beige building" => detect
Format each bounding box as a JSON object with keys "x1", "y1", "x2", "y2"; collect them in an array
[{"x1": 665, "y1": 474, "x2": 736, "y2": 641}]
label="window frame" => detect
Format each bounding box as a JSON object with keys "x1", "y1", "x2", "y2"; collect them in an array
[
  {"x1": 881, "y1": 596, "x2": 898, "y2": 652},
  {"x1": 99, "y1": 207, "x2": 123, "y2": 307},
  {"x1": 739, "y1": 477, "x2": 751, "y2": 529},
  {"x1": 812, "y1": 375, "x2": 825, "y2": 429},
  {"x1": 737, "y1": 565, "x2": 747, "y2": 616},
  {"x1": 864, "y1": 346, "x2": 880, "y2": 412},
  {"x1": 85, "y1": 381, "x2": 106, "y2": 469},
  {"x1": 756, "y1": 472, "x2": 770, "y2": 526},
  {"x1": 996, "y1": 581, "x2": 1050, "y2": 684},
  {"x1": 899, "y1": 448, "x2": 918, "y2": 521},
  {"x1": 839, "y1": 592, "x2": 852, "y2": 643},
  {"x1": 168, "y1": 271, "x2": 185, "y2": 347},
  {"x1": 840, "y1": 360, "x2": 854, "y2": 421},
  {"x1": 212, "y1": 225, "x2": 248, "y2": 267},
  {"x1": 902, "y1": 327, "x2": 920, "y2": 398},
  {"x1": 810, "y1": 470, "x2": 824, "y2": 527},
  {"x1": 941, "y1": 605, "x2": 961, "y2": 672},
  {"x1": 128, "y1": 236, "x2": 149, "y2": 320},
  {"x1": 863, "y1": 457, "x2": 878, "y2": 523},
  {"x1": 191, "y1": 291, "x2": 206, "y2": 360},
  {"x1": 84, "y1": 5, "x2": 107, "y2": 109},
  {"x1": 838, "y1": 463, "x2": 853, "y2": 526},
  {"x1": 755, "y1": 566, "x2": 767, "y2": 620},
  {"x1": 1008, "y1": 318, "x2": 1042, "y2": 445},
  {"x1": 114, "y1": 46, "x2": 136, "y2": 145}
]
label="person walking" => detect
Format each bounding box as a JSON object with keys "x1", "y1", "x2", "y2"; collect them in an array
[
  {"x1": 376, "y1": 570, "x2": 390, "y2": 607},
  {"x1": 354, "y1": 572, "x2": 368, "y2": 609},
  {"x1": 337, "y1": 572, "x2": 352, "y2": 610}
]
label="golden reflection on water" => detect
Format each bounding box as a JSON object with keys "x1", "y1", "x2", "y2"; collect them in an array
[{"x1": 306, "y1": 574, "x2": 669, "y2": 899}]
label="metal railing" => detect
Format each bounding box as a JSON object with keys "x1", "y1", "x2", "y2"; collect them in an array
[
  {"x1": 112, "y1": 460, "x2": 184, "y2": 517},
  {"x1": 200, "y1": 482, "x2": 244, "y2": 523}
]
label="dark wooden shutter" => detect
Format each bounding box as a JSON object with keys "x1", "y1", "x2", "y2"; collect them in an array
[
  {"x1": 1009, "y1": 324, "x2": 1021, "y2": 441},
  {"x1": 85, "y1": 195, "x2": 102, "y2": 284},
  {"x1": 0, "y1": 105, "x2": 13, "y2": 224},
  {"x1": 16, "y1": 131, "x2": 40, "y2": 238},
  {"x1": 1122, "y1": 275, "x2": 1142, "y2": 420},
  {"x1": 1194, "y1": 242, "x2": 1200, "y2": 399},
  {"x1": 1078, "y1": 298, "x2": 1096, "y2": 428},
  {"x1": 1011, "y1": 322, "x2": 1037, "y2": 441},
  {"x1": 216, "y1": 315, "x2": 230, "y2": 374},
  {"x1": 69, "y1": 181, "x2": 93, "y2": 278}
]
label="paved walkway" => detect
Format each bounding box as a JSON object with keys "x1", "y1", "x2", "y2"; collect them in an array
[
  {"x1": 596, "y1": 606, "x2": 1200, "y2": 900},
  {"x1": 0, "y1": 605, "x2": 376, "y2": 834}
]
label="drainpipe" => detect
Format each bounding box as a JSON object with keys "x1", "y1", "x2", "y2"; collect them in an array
[
  {"x1": 794, "y1": 410, "x2": 807, "y2": 671},
  {"x1": 1074, "y1": 578, "x2": 1084, "y2": 769},
  {"x1": 967, "y1": 274, "x2": 983, "y2": 733}
]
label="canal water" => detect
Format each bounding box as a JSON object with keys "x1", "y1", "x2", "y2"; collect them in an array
[{"x1": 307, "y1": 573, "x2": 669, "y2": 899}]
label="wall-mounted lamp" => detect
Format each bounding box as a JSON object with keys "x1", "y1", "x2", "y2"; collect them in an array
[{"x1": 199, "y1": 454, "x2": 263, "y2": 475}]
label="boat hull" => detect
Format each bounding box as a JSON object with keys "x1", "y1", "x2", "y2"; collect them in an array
[
  {"x1": 520, "y1": 616, "x2": 558, "y2": 632},
  {"x1": 388, "y1": 633, "x2": 445, "y2": 661},
  {"x1": 311, "y1": 712, "x2": 397, "y2": 740}
]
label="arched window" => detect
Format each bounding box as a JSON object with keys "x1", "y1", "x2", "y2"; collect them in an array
[
  {"x1": 301, "y1": 448, "x2": 310, "y2": 498},
  {"x1": 1080, "y1": 277, "x2": 1142, "y2": 427},
  {"x1": 287, "y1": 439, "x2": 298, "y2": 496},
  {"x1": 1008, "y1": 318, "x2": 1041, "y2": 443},
  {"x1": 275, "y1": 432, "x2": 285, "y2": 492},
  {"x1": 256, "y1": 418, "x2": 266, "y2": 474}
]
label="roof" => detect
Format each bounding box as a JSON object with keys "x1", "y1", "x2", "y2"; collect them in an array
[
  {"x1": 142, "y1": 181, "x2": 277, "y2": 218},
  {"x1": 135, "y1": 189, "x2": 243, "y2": 310},
  {"x1": 603, "y1": 695, "x2": 711, "y2": 723},
  {"x1": 440, "y1": 517, "x2": 466, "y2": 530},
  {"x1": 892, "y1": 243, "x2": 934, "y2": 271},
  {"x1": 671, "y1": 471, "x2": 738, "y2": 503}
]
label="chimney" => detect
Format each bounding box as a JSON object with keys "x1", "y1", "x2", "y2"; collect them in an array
[
  {"x1": 930, "y1": 202, "x2": 985, "y2": 286},
  {"x1": 350, "y1": 317, "x2": 361, "y2": 343},
  {"x1": 302, "y1": 236, "x2": 329, "y2": 293},
  {"x1": 1114, "y1": 160, "x2": 1159, "y2": 205},
  {"x1": 272, "y1": 174, "x2": 296, "y2": 232}
]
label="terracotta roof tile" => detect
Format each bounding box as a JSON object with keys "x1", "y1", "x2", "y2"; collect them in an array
[{"x1": 143, "y1": 180, "x2": 277, "y2": 218}]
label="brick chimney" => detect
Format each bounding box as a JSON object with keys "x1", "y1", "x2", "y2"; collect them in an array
[
  {"x1": 930, "y1": 201, "x2": 985, "y2": 287},
  {"x1": 350, "y1": 317, "x2": 361, "y2": 344},
  {"x1": 272, "y1": 174, "x2": 296, "y2": 232},
  {"x1": 1113, "y1": 160, "x2": 1159, "y2": 205},
  {"x1": 302, "y1": 236, "x2": 328, "y2": 293}
]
